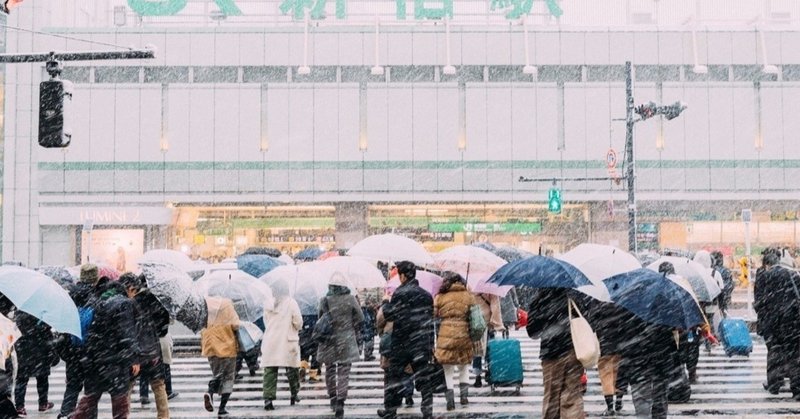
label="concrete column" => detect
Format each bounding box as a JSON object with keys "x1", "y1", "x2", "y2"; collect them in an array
[{"x1": 334, "y1": 202, "x2": 369, "y2": 249}]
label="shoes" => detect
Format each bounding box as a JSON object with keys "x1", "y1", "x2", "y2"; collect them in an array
[
  {"x1": 330, "y1": 398, "x2": 336, "y2": 412},
  {"x1": 15, "y1": 408, "x2": 26, "y2": 418},
  {"x1": 614, "y1": 397, "x2": 623, "y2": 412},
  {"x1": 601, "y1": 408, "x2": 616, "y2": 416},
  {"x1": 763, "y1": 381, "x2": 780, "y2": 395},
  {"x1": 290, "y1": 395, "x2": 300, "y2": 405},
  {"x1": 404, "y1": 396, "x2": 414, "y2": 407},
  {"x1": 204, "y1": 393, "x2": 214, "y2": 412},
  {"x1": 234, "y1": 374, "x2": 243, "y2": 380},
  {"x1": 445, "y1": 389, "x2": 455, "y2": 411},
  {"x1": 217, "y1": 407, "x2": 229, "y2": 416},
  {"x1": 264, "y1": 401, "x2": 274, "y2": 411},
  {"x1": 167, "y1": 392, "x2": 180, "y2": 400},
  {"x1": 473, "y1": 375, "x2": 483, "y2": 388},
  {"x1": 249, "y1": 368, "x2": 258, "y2": 377},
  {"x1": 364, "y1": 355, "x2": 376, "y2": 362},
  {"x1": 38, "y1": 402, "x2": 54, "y2": 413}
]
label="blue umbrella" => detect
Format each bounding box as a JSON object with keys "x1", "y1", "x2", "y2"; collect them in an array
[
  {"x1": 488, "y1": 256, "x2": 610, "y2": 301},
  {"x1": 295, "y1": 247, "x2": 324, "y2": 261},
  {"x1": 0, "y1": 266, "x2": 80, "y2": 337},
  {"x1": 603, "y1": 268, "x2": 705, "y2": 330},
  {"x1": 236, "y1": 254, "x2": 284, "y2": 278},
  {"x1": 494, "y1": 246, "x2": 534, "y2": 263}
]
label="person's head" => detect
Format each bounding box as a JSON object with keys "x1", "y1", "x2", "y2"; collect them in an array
[
  {"x1": 439, "y1": 271, "x2": 466, "y2": 294},
  {"x1": 99, "y1": 279, "x2": 126, "y2": 298},
  {"x1": 118, "y1": 272, "x2": 144, "y2": 298},
  {"x1": 658, "y1": 261, "x2": 675, "y2": 276},
  {"x1": 710, "y1": 251, "x2": 724, "y2": 268},
  {"x1": 395, "y1": 261, "x2": 416, "y2": 284},
  {"x1": 693, "y1": 250, "x2": 712, "y2": 269},
  {"x1": 762, "y1": 247, "x2": 781, "y2": 267},
  {"x1": 80, "y1": 264, "x2": 99, "y2": 286},
  {"x1": 329, "y1": 271, "x2": 352, "y2": 295},
  {"x1": 270, "y1": 279, "x2": 290, "y2": 299}
]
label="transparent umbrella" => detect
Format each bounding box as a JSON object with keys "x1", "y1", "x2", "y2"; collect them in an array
[
  {"x1": 557, "y1": 243, "x2": 642, "y2": 282},
  {"x1": 196, "y1": 270, "x2": 274, "y2": 322},
  {"x1": 434, "y1": 245, "x2": 510, "y2": 296},
  {"x1": 311, "y1": 256, "x2": 387, "y2": 291},
  {"x1": 260, "y1": 264, "x2": 328, "y2": 315},
  {"x1": 141, "y1": 262, "x2": 208, "y2": 333},
  {"x1": 347, "y1": 233, "x2": 434, "y2": 267}
]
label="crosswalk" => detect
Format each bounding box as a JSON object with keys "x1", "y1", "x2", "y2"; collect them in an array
[{"x1": 19, "y1": 330, "x2": 800, "y2": 418}]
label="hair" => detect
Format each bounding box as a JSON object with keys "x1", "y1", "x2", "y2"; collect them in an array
[
  {"x1": 118, "y1": 272, "x2": 143, "y2": 291},
  {"x1": 710, "y1": 251, "x2": 724, "y2": 268},
  {"x1": 328, "y1": 284, "x2": 351, "y2": 296},
  {"x1": 395, "y1": 261, "x2": 417, "y2": 281},
  {"x1": 762, "y1": 247, "x2": 781, "y2": 267},
  {"x1": 658, "y1": 261, "x2": 675, "y2": 275},
  {"x1": 439, "y1": 271, "x2": 466, "y2": 294}
]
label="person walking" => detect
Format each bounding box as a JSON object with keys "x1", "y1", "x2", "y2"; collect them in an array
[
  {"x1": 378, "y1": 261, "x2": 435, "y2": 419},
  {"x1": 358, "y1": 287, "x2": 381, "y2": 362},
  {"x1": 13, "y1": 311, "x2": 56, "y2": 416},
  {"x1": 472, "y1": 292, "x2": 504, "y2": 388},
  {"x1": 201, "y1": 297, "x2": 240, "y2": 416},
  {"x1": 261, "y1": 280, "x2": 303, "y2": 411},
  {"x1": 591, "y1": 301, "x2": 627, "y2": 416},
  {"x1": 433, "y1": 272, "x2": 474, "y2": 410},
  {"x1": 376, "y1": 294, "x2": 414, "y2": 408},
  {"x1": 499, "y1": 288, "x2": 519, "y2": 339},
  {"x1": 317, "y1": 272, "x2": 363, "y2": 418},
  {"x1": 160, "y1": 322, "x2": 179, "y2": 400},
  {"x1": 711, "y1": 251, "x2": 735, "y2": 315},
  {"x1": 119, "y1": 273, "x2": 170, "y2": 418},
  {"x1": 72, "y1": 278, "x2": 140, "y2": 419}
]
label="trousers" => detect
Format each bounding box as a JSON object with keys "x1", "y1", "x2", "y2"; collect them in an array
[
  {"x1": 442, "y1": 364, "x2": 470, "y2": 390},
  {"x1": 14, "y1": 373, "x2": 49, "y2": 409},
  {"x1": 324, "y1": 362, "x2": 351, "y2": 401},
  {"x1": 541, "y1": 351, "x2": 585, "y2": 419},
  {"x1": 263, "y1": 367, "x2": 300, "y2": 400}
]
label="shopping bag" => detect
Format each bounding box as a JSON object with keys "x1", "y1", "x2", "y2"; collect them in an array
[
  {"x1": 469, "y1": 304, "x2": 487, "y2": 341},
  {"x1": 237, "y1": 321, "x2": 263, "y2": 352},
  {"x1": 568, "y1": 299, "x2": 600, "y2": 368}
]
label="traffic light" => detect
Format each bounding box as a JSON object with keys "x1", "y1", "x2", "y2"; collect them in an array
[
  {"x1": 38, "y1": 79, "x2": 73, "y2": 148},
  {"x1": 548, "y1": 187, "x2": 562, "y2": 214}
]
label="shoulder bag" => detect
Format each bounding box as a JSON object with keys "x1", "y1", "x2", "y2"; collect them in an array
[{"x1": 568, "y1": 298, "x2": 600, "y2": 368}]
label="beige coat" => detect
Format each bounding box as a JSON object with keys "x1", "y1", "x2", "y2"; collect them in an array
[
  {"x1": 201, "y1": 297, "x2": 240, "y2": 359},
  {"x1": 473, "y1": 293, "x2": 504, "y2": 357},
  {"x1": 434, "y1": 282, "x2": 474, "y2": 365},
  {"x1": 260, "y1": 296, "x2": 303, "y2": 368}
]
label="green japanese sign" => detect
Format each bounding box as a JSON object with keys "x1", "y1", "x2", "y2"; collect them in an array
[{"x1": 127, "y1": 0, "x2": 562, "y2": 19}]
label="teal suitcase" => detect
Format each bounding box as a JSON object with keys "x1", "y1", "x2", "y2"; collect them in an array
[{"x1": 486, "y1": 338, "x2": 523, "y2": 394}]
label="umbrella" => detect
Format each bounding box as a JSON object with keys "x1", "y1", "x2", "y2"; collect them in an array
[
  {"x1": 96, "y1": 263, "x2": 120, "y2": 281},
  {"x1": 36, "y1": 265, "x2": 74, "y2": 288},
  {"x1": 434, "y1": 245, "x2": 510, "y2": 296},
  {"x1": 277, "y1": 254, "x2": 295, "y2": 265},
  {"x1": 138, "y1": 249, "x2": 197, "y2": 273},
  {"x1": 386, "y1": 270, "x2": 444, "y2": 297},
  {"x1": 0, "y1": 313, "x2": 20, "y2": 366},
  {"x1": 141, "y1": 262, "x2": 208, "y2": 333},
  {"x1": 646, "y1": 256, "x2": 721, "y2": 302},
  {"x1": 196, "y1": 270, "x2": 274, "y2": 322},
  {"x1": 603, "y1": 268, "x2": 705, "y2": 330},
  {"x1": 260, "y1": 264, "x2": 329, "y2": 315},
  {"x1": 311, "y1": 256, "x2": 387, "y2": 291},
  {"x1": 242, "y1": 247, "x2": 282, "y2": 258},
  {"x1": 295, "y1": 247, "x2": 324, "y2": 261},
  {"x1": 557, "y1": 244, "x2": 642, "y2": 282},
  {"x1": 317, "y1": 250, "x2": 340, "y2": 261},
  {"x1": 494, "y1": 246, "x2": 534, "y2": 263},
  {"x1": 206, "y1": 296, "x2": 241, "y2": 327},
  {"x1": 488, "y1": 256, "x2": 611, "y2": 302},
  {"x1": 471, "y1": 242, "x2": 497, "y2": 252},
  {"x1": 236, "y1": 254, "x2": 284, "y2": 278},
  {"x1": 347, "y1": 233, "x2": 434, "y2": 267},
  {"x1": 0, "y1": 266, "x2": 81, "y2": 337}
]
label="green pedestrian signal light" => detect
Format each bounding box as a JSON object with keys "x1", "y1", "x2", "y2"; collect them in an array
[{"x1": 548, "y1": 188, "x2": 562, "y2": 214}]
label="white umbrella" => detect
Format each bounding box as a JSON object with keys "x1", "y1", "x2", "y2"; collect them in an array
[
  {"x1": 433, "y1": 245, "x2": 510, "y2": 296},
  {"x1": 557, "y1": 243, "x2": 642, "y2": 282},
  {"x1": 347, "y1": 233, "x2": 434, "y2": 267},
  {"x1": 195, "y1": 270, "x2": 274, "y2": 322},
  {"x1": 278, "y1": 254, "x2": 295, "y2": 265},
  {"x1": 0, "y1": 267, "x2": 81, "y2": 337},
  {"x1": 138, "y1": 249, "x2": 197, "y2": 273},
  {"x1": 646, "y1": 256, "x2": 721, "y2": 302},
  {"x1": 260, "y1": 264, "x2": 328, "y2": 315},
  {"x1": 311, "y1": 256, "x2": 387, "y2": 291}
]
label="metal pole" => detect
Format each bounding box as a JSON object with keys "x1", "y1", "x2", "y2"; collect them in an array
[
  {"x1": 625, "y1": 61, "x2": 637, "y2": 253},
  {"x1": 744, "y1": 220, "x2": 754, "y2": 318}
]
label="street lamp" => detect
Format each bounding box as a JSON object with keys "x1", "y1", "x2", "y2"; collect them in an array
[{"x1": 625, "y1": 61, "x2": 687, "y2": 253}]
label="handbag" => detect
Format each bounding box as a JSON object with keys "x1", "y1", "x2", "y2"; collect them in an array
[
  {"x1": 468, "y1": 304, "x2": 487, "y2": 342},
  {"x1": 312, "y1": 299, "x2": 334, "y2": 345},
  {"x1": 237, "y1": 322, "x2": 263, "y2": 352},
  {"x1": 568, "y1": 298, "x2": 600, "y2": 368}
]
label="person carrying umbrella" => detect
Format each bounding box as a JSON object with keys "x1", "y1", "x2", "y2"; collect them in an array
[
  {"x1": 376, "y1": 285, "x2": 415, "y2": 408},
  {"x1": 13, "y1": 310, "x2": 57, "y2": 416},
  {"x1": 471, "y1": 292, "x2": 504, "y2": 388},
  {"x1": 711, "y1": 251, "x2": 735, "y2": 315},
  {"x1": 201, "y1": 297, "x2": 240, "y2": 416},
  {"x1": 316, "y1": 272, "x2": 364, "y2": 419},
  {"x1": 261, "y1": 279, "x2": 302, "y2": 411},
  {"x1": 433, "y1": 271, "x2": 475, "y2": 410},
  {"x1": 377, "y1": 261, "x2": 435, "y2": 419}
]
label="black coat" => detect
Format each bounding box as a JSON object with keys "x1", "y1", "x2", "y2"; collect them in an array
[
  {"x1": 526, "y1": 288, "x2": 591, "y2": 361},
  {"x1": 55, "y1": 282, "x2": 96, "y2": 363},
  {"x1": 15, "y1": 311, "x2": 56, "y2": 378},
  {"x1": 83, "y1": 284, "x2": 140, "y2": 381},
  {"x1": 616, "y1": 309, "x2": 676, "y2": 378},
  {"x1": 754, "y1": 265, "x2": 800, "y2": 342},
  {"x1": 381, "y1": 279, "x2": 434, "y2": 361},
  {"x1": 587, "y1": 301, "x2": 630, "y2": 356},
  {"x1": 131, "y1": 289, "x2": 169, "y2": 363}
]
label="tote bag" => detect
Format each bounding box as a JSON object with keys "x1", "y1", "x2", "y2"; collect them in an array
[
  {"x1": 468, "y1": 304, "x2": 487, "y2": 342},
  {"x1": 568, "y1": 299, "x2": 600, "y2": 368}
]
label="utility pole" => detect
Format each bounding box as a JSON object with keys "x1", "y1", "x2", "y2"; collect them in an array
[{"x1": 625, "y1": 61, "x2": 636, "y2": 253}]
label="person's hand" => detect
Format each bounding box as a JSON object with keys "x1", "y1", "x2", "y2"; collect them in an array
[{"x1": 131, "y1": 364, "x2": 140, "y2": 376}]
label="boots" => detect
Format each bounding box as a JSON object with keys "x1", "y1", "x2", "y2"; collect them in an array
[
  {"x1": 688, "y1": 368, "x2": 698, "y2": 384},
  {"x1": 218, "y1": 393, "x2": 230, "y2": 416},
  {"x1": 334, "y1": 399, "x2": 344, "y2": 418},
  {"x1": 614, "y1": 394, "x2": 623, "y2": 412},
  {"x1": 602, "y1": 395, "x2": 615, "y2": 416},
  {"x1": 445, "y1": 390, "x2": 455, "y2": 411},
  {"x1": 299, "y1": 360, "x2": 309, "y2": 382},
  {"x1": 473, "y1": 374, "x2": 483, "y2": 388},
  {"x1": 377, "y1": 408, "x2": 397, "y2": 419},
  {"x1": 151, "y1": 379, "x2": 170, "y2": 419},
  {"x1": 421, "y1": 392, "x2": 433, "y2": 419},
  {"x1": 308, "y1": 368, "x2": 321, "y2": 382},
  {"x1": 459, "y1": 383, "x2": 469, "y2": 405},
  {"x1": 329, "y1": 398, "x2": 336, "y2": 412}
]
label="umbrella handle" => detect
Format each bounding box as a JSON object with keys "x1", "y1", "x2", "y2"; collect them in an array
[{"x1": 465, "y1": 262, "x2": 470, "y2": 281}]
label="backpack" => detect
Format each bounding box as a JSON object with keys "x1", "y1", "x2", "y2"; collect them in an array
[{"x1": 70, "y1": 306, "x2": 95, "y2": 347}]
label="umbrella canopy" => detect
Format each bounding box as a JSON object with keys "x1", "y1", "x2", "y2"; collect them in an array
[
  {"x1": 0, "y1": 266, "x2": 80, "y2": 337},
  {"x1": 646, "y1": 256, "x2": 721, "y2": 302},
  {"x1": 347, "y1": 233, "x2": 434, "y2": 267},
  {"x1": 311, "y1": 256, "x2": 387, "y2": 291},
  {"x1": 488, "y1": 256, "x2": 611, "y2": 302},
  {"x1": 434, "y1": 245, "x2": 510, "y2": 296},
  {"x1": 557, "y1": 243, "x2": 642, "y2": 282},
  {"x1": 471, "y1": 242, "x2": 497, "y2": 252},
  {"x1": 206, "y1": 296, "x2": 241, "y2": 327},
  {"x1": 260, "y1": 264, "x2": 329, "y2": 315},
  {"x1": 493, "y1": 246, "x2": 534, "y2": 263},
  {"x1": 0, "y1": 312, "x2": 20, "y2": 365},
  {"x1": 603, "y1": 268, "x2": 705, "y2": 330},
  {"x1": 196, "y1": 270, "x2": 274, "y2": 322},
  {"x1": 295, "y1": 247, "x2": 324, "y2": 261},
  {"x1": 36, "y1": 265, "x2": 74, "y2": 288},
  {"x1": 141, "y1": 262, "x2": 208, "y2": 333},
  {"x1": 386, "y1": 270, "x2": 444, "y2": 297},
  {"x1": 277, "y1": 254, "x2": 295, "y2": 265},
  {"x1": 242, "y1": 247, "x2": 282, "y2": 258},
  {"x1": 236, "y1": 254, "x2": 284, "y2": 278},
  {"x1": 138, "y1": 249, "x2": 197, "y2": 273}
]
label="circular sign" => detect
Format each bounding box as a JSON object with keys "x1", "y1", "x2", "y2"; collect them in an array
[{"x1": 606, "y1": 149, "x2": 617, "y2": 169}]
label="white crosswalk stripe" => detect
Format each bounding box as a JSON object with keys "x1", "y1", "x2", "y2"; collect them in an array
[{"x1": 20, "y1": 330, "x2": 799, "y2": 418}]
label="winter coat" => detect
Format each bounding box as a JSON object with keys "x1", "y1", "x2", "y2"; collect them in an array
[
  {"x1": 434, "y1": 282, "x2": 474, "y2": 365},
  {"x1": 714, "y1": 265, "x2": 735, "y2": 312},
  {"x1": 260, "y1": 296, "x2": 303, "y2": 368},
  {"x1": 15, "y1": 311, "x2": 56, "y2": 378},
  {"x1": 317, "y1": 292, "x2": 364, "y2": 364},
  {"x1": 754, "y1": 265, "x2": 800, "y2": 342},
  {"x1": 588, "y1": 301, "x2": 629, "y2": 356},
  {"x1": 616, "y1": 309, "x2": 677, "y2": 378},
  {"x1": 131, "y1": 289, "x2": 169, "y2": 363},
  {"x1": 475, "y1": 293, "x2": 504, "y2": 332},
  {"x1": 500, "y1": 288, "x2": 520, "y2": 325},
  {"x1": 201, "y1": 297, "x2": 240, "y2": 359},
  {"x1": 526, "y1": 288, "x2": 590, "y2": 361},
  {"x1": 84, "y1": 284, "x2": 141, "y2": 381},
  {"x1": 56, "y1": 282, "x2": 96, "y2": 363},
  {"x1": 381, "y1": 278, "x2": 434, "y2": 361}
]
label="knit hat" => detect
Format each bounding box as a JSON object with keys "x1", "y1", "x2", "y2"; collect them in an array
[{"x1": 80, "y1": 264, "x2": 99, "y2": 285}]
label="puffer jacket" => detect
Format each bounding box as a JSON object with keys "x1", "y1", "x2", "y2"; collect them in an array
[{"x1": 434, "y1": 282, "x2": 474, "y2": 365}]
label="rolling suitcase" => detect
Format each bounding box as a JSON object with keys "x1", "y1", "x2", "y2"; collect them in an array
[
  {"x1": 719, "y1": 318, "x2": 753, "y2": 357},
  {"x1": 486, "y1": 337, "x2": 524, "y2": 394}
]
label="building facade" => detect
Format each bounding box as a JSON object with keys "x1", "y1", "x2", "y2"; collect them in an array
[{"x1": 3, "y1": 0, "x2": 800, "y2": 266}]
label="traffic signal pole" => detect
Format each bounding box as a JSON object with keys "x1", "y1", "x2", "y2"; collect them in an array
[{"x1": 625, "y1": 61, "x2": 637, "y2": 253}]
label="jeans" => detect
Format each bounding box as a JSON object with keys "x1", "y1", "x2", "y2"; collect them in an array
[
  {"x1": 162, "y1": 364, "x2": 174, "y2": 395},
  {"x1": 14, "y1": 373, "x2": 49, "y2": 409},
  {"x1": 59, "y1": 361, "x2": 85, "y2": 417}
]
